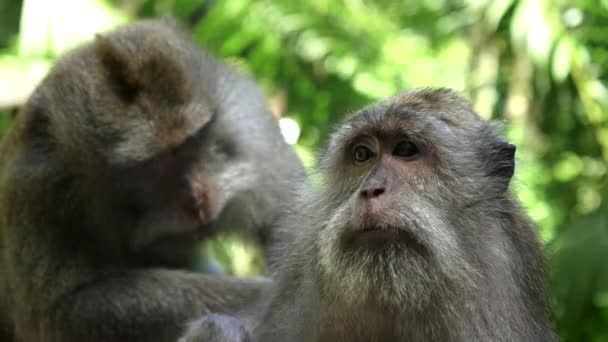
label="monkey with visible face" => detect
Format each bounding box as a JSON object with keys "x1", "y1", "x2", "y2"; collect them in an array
[
  {"x1": 0, "y1": 19, "x2": 304, "y2": 342},
  {"x1": 182, "y1": 88, "x2": 555, "y2": 342}
]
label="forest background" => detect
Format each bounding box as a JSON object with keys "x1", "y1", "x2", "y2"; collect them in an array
[{"x1": 0, "y1": 1, "x2": 606, "y2": 340}]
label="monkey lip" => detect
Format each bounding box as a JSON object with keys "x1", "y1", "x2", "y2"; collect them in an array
[
  {"x1": 348, "y1": 225, "x2": 422, "y2": 245},
  {"x1": 344, "y1": 225, "x2": 427, "y2": 254},
  {"x1": 358, "y1": 227, "x2": 402, "y2": 240}
]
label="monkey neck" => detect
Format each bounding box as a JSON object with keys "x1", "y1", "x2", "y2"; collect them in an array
[
  {"x1": 309, "y1": 271, "x2": 526, "y2": 342},
  {"x1": 312, "y1": 298, "x2": 457, "y2": 342}
]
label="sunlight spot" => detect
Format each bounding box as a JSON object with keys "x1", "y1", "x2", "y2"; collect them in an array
[{"x1": 279, "y1": 117, "x2": 301, "y2": 145}]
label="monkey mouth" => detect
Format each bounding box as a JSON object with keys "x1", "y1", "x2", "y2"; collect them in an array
[
  {"x1": 345, "y1": 225, "x2": 426, "y2": 253},
  {"x1": 359, "y1": 226, "x2": 402, "y2": 240}
]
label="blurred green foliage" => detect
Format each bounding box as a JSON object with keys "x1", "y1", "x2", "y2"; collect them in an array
[{"x1": 0, "y1": 0, "x2": 606, "y2": 340}]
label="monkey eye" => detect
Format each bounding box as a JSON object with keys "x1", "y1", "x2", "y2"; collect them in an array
[
  {"x1": 353, "y1": 144, "x2": 374, "y2": 163},
  {"x1": 393, "y1": 141, "x2": 419, "y2": 159}
]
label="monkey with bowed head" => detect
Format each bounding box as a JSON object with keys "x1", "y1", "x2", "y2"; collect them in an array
[
  {"x1": 0, "y1": 19, "x2": 304, "y2": 342},
  {"x1": 181, "y1": 88, "x2": 555, "y2": 342}
]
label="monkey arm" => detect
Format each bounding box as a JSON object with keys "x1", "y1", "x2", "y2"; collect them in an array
[
  {"x1": 1, "y1": 204, "x2": 269, "y2": 342},
  {"x1": 13, "y1": 265, "x2": 268, "y2": 342}
]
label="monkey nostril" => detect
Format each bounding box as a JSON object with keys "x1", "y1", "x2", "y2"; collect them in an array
[
  {"x1": 184, "y1": 201, "x2": 201, "y2": 220},
  {"x1": 188, "y1": 183, "x2": 216, "y2": 222},
  {"x1": 372, "y1": 188, "x2": 385, "y2": 197},
  {"x1": 361, "y1": 187, "x2": 385, "y2": 199}
]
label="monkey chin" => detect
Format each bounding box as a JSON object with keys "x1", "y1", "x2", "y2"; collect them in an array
[{"x1": 317, "y1": 224, "x2": 439, "y2": 311}]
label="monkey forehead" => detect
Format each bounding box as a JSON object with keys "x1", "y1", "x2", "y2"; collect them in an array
[
  {"x1": 387, "y1": 88, "x2": 483, "y2": 128},
  {"x1": 331, "y1": 90, "x2": 456, "y2": 134},
  {"x1": 336, "y1": 88, "x2": 488, "y2": 138},
  {"x1": 105, "y1": 104, "x2": 213, "y2": 166},
  {"x1": 46, "y1": 20, "x2": 218, "y2": 160}
]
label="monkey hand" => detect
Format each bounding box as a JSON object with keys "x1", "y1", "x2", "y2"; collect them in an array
[{"x1": 179, "y1": 314, "x2": 251, "y2": 342}]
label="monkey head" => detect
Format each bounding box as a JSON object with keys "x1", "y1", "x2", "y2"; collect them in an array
[
  {"x1": 313, "y1": 88, "x2": 517, "y2": 310},
  {"x1": 20, "y1": 20, "x2": 245, "y2": 253}
]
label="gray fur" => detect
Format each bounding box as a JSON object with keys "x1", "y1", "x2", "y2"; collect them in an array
[
  {"x1": 253, "y1": 89, "x2": 554, "y2": 342},
  {"x1": 0, "y1": 19, "x2": 304, "y2": 342},
  {"x1": 252, "y1": 88, "x2": 555, "y2": 342}
]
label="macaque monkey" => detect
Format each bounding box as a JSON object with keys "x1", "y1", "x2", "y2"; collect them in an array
[
  {"x1": 0, "y1": 19, "x2": 304, "y2": 342},
  {"x1": 181, "y1": 88, "x2": 555, "y2": 342}
]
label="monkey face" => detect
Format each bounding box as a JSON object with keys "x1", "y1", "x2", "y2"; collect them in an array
[
  {"x1": 315, "y1": 88, "x2": 515, "y2": 309},
  {"x1": 107, "y1": 105, "x2": 263, "y2": 254},
  {"x1": 37, "y1": 22, "x2": 258, "y2": 252},
  {"x1": 90, "y1": 84, "x2": 224, "y2": 250}
]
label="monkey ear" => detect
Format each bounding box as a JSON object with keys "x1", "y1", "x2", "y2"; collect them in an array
[
  {"x1": 487, "y1": 142, "x2": 516, "y2": 191},
  {"x1": 94, "y1": 34, "x2": 187, "y2": 104}
]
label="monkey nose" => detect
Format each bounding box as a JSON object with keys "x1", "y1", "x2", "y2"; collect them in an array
[
  {"x1": 360, "y1": 186, "x2": 386, "y2": 200},
  {"x1": 188, "y1": 184, "x2": 216, "y2": 223}
]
